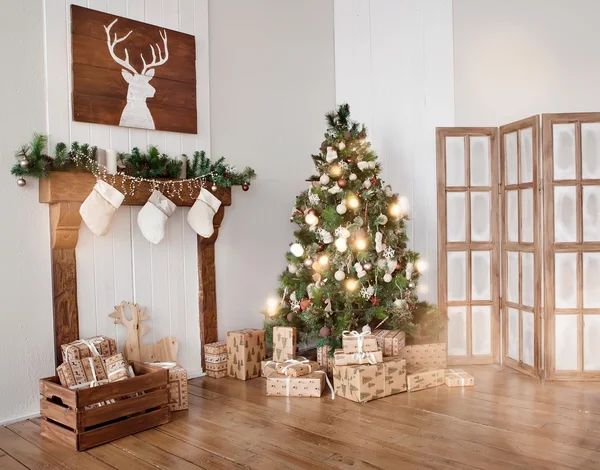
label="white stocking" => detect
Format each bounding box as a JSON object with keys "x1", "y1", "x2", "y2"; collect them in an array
[
  {"x1": 80, "y1": 180, "x2": 125, "y2": 236},
  {"x1": 137, "y1": 190, "x2": 176, "y2": 244},
  {"x1": 187, "y1": 188, "x2": 222, "y2": 238}
]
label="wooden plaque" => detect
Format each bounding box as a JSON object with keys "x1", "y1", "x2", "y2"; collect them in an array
[{"x1": 71, "y1": 5, "x2": 197, "y2": 134}]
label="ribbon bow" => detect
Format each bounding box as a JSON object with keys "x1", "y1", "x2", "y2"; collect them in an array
[
  {"x1": 352, "y1": 351, "x2": 378, "y2": 365},
  {"x1": 280, "y1": 357, "x2": 312, "y2": 376},
  {"x1": 342, "y1": 330, "x2": 371, "y2": 355}
]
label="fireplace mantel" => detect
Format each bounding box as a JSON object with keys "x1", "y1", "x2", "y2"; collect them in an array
[{"x1": 39, "y1": 172, "x2": 231, "y2": 368}]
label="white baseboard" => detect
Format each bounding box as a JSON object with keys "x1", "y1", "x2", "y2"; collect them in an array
[
  {"x1": 0, "y1": 411, "x2": 41, "y2": 426},
  {"x1": 186, "y1": 369, "x2": 206, "y2": 380}
]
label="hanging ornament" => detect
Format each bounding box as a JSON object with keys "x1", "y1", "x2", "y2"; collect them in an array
[
  {"x1": 335, "y1": 237, "x2": 348, "y2": 253},
  {"x1": 336, "y1": 203, "x2": 347, "y2": 215},
  {"x1": 290, "y1": 243, "x2": 304, "y2": 257},
  {"x1": 383, "y1": 247, "x2": 395, "y2": 260},
  {"x1": 319, "y1": 229, "x2": 334, "y2": 244},
  {"x1": 377, "y1": 258, "x2": 387, "y2": 269},
  {"x1": 370, "y1": 296, "x2": 380, "y2": 306},
  {"x1": 363, "y1": 262, "x2": 372, "y2": 271},
  {"x1": 344, "y1": 131, "x2": 352, "y2": 140},
  {"x1": 363, "y1": 179, "x2": 372, "y2": 189},
  {"x1": 375, "y1": 232, "x2": 384, "y2": 253},
  {"x1": 406, "y1": 262, "x2": 414, "y2": 280},
  {"x1": 362, "y1": 324, "x2": 372, "y2": 334},
  {"x1": 357, "y1": 161, "x2": 368, "y2": 171},
  {"x1": 324, "y1": 298, "x2": 333, "y2": 317},
  {"x1": 211, "y1": 184, "x2": 218, "y2": 192},
  {"x1": 305, "y1": 213, "x2": 319, "y2": 226},
  {"x1": 242, "y1": 184, "x2": 249, "y2": 191},
  {"x1": 319, "y1": 326, "x2": 331, "y2": 337},
  {"x1": 321, "y1": 140, "x2": 328, "y2": 151},
  {"x1": 346, "y1": 157, "x2": 353, "y2": 163},
  {"x1": 308, "y1": 193, "x2": 320, "y2": 205},
  {"x1": 384, "y1": 185, "x2": 393, "y2": 198},
  {"x1": 304, "y1": 258, "x2": 314, "y2": 267},
  {"x1": 349, "y1": 173, "x2": 357, "y2": 181},
  {"x1": 317, "y1": 243, "x2": 325, "y2": 252},
  {"x1": 334, "y1": 270, "x2": 346, "y2": 281},
  {"x1": 338, "y1": 179, "x2": 347, "y2": 188},
  {"x1": 288, "y1": 264, "x2": 298, "y2": 274},
  {"x1": 394, "y1": 298, "x2": 408, "y2": 309},
  {"x1": 355, "y1": 262, "x2": 367, "y2": 278},
  {"x1": 19, "y1": 158, "x2": 30, "y2": 169},
  {"x1": 360, "y1": 285, "x2": 374, "y2": 299},
  {"x1": 328, "y1": 183, "x2": 342, "y2": 194},
  {"x1": 408, "y1": 282, "x2": 415, "y2": 288},
  {"x1": 377, "y1": 215, "x2": 388, "y2": 225},
  {"x1": 370, "y1": 176, "x2": 378, "y2": 186},
  {"x1": 383, "y1": 273, "x2": 393, "y2": 283},
  {"x1": 387, "y1": 259, "x2": 398, "y2": 273},
  {"x1": 338, "y1": 142, "x2": 346, "y2": 150},
  {"x1": 326, "y1": 147, "x2": 338, "y2": 163},
  {"x1": 290, "y1": 292, "x2": 301, "y2": 312},
  {"x1": 368, "y1": 161, "x2": 377, "y2": 169},
  {"x1": 320, "y1": 174, "x2": 330, "y2": 185},
  {"x1": 300, "y1": 298, "x2": 312, "y2": 310},
  {"x1": 16, "y1": 177, "x2": 26, "y2": 187},
  {"x1": 286, "y1": 312, "x2": 294, "y2": 322}
]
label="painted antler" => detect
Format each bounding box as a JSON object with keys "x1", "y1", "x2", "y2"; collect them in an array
[
  {"x1": 104, "y1": 18, "x2": 139, "y2": 75},
  {"x1": 140, "y1": 30, "x2": 169, "y2": 75}
]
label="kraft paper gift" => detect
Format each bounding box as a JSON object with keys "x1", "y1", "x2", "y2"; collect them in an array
[
  {"x1": 261, "y1": 359, "x2": 278, "y2": 377},
  {"x1": 205, "y1": 352, "x2": 228, "y2": 364},
  {"x1": 333, "y1": 359, "x2": 407, "y2": 403},
  {"x1": 333, "y1": 349, "x2": 383, "y2": 366},
  {"x1": 61, "y1": 336, "x2": 118, "y2": 362},
  {"x1": 207, "y1": 369, "x2": 228, "y2": 379},
  {"x1": 373, "y1": 329, "x2": 406, "y2": 357},
  {"x1": 383, "y1": 358, "x2": 407, "y2": 395},
  {"x1": 146, "y1": 362, "x2": 188, "y2": 411},
  {"x1": 227, "y1": 329, "x2": 266, "y2": 380},
  {"x1": 205, "y1": 361, "x2": 227, "y2": 372},
  {"x1": 57, "y1": 356, "x2": 108, "y2": 388},
  {"x1": 445, "y1": 369, "x2": 475, "y2": 387},
  {"x1": 272, "y1": 326, "x2": 297, "y2": 362},
  {"x1": 341, "y1": 331, "x2": 378, "y2": 354},
  {"x1": 399, "y1": 343, "x2": 447, "y2": 370},
  {"x1": 266, "y1": 371, "x2": 326, "y2": 397},
  {"x1": 317, "y1": 345, "x2": 334, "y2": 374},
  {"x1": 276, "y1": 359, "x2": 321, "y2": 377},
  {"x1": 407, "y1": 367, "x2": 445, "y2": 392},
  {"x1": 205, "y1": 341, "x2": 227, "y2": 355},
  {"x1": 103, "y1": 353, "x2": 131, "y2": 382}
]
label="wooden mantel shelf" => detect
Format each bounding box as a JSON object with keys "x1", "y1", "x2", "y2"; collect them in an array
[{"x1": 39, "y1": 171, "x2": 232, "y2": 368}]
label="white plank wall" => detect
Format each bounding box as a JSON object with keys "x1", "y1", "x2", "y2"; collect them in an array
[
  {"x1": 44, "y1": 0, "x2": 210, "y2": 375},
  {"x1": 333, "y1": 0, "x2": 455, "y2": 302}
]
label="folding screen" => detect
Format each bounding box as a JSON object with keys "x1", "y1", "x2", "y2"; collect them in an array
[{"x1": 436, "y1": 128, "x2": 500, "y2": 365}]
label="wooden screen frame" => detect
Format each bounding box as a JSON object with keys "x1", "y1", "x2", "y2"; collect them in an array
[
  {"x1": 436, "y1": 128, "x2": 500, "y2": 365},
  {"x1": 543, "y1": 113, "x2": 600, "y2": 381},
  {"x1": 500, "y1": 116, "x2": 542, "y2": 378}
]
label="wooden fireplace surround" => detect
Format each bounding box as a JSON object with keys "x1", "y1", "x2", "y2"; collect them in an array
[{"x1": 39, "y1": 172, "x2": 231, "y2": 368}]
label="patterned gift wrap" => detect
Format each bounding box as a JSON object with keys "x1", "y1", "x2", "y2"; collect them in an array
[
  {"x1": 57, "y1": 356, "x2": 108, "y2": 388},
  {"x1": 61, "y1": 336, "x2": 118, "y2": 362},
  {"x1": 445, "y1": 369, "x2": 475, "y2": 387},
  {"x1": 207, "y1": 369, "x2": 228, "y2": 379},
  {"x1": 266, "y1": 371, "x2": 326, "y2": 397},
  {"x1": 167, "y1": 364, "x2": 188, "y2": 411},
  {"x1": 261, "y1": 359, "x2": 278, "y2": 377},
  {"x1": 407, "y1": 367, "x2": 445, "y2": 392},
  {"x1": 272, "y1": 326, "x2": 297, "y2": 363},
  {"x1": 341, "y1": 332, "x2": 378, "y2": 354},
  {"x1": 373, "y1": 329, "x2": 406, "y2": 357},
  {"x1": 205, "y1": 352, "x2": 228, "y2": 364},
  {"x1": 317, "y1": 345, "x2": 334, "y2": 374},
  {"x1": 383, "y1": 358, "x2": 407, "y2": 394},
  {"x1": 398, "y1": 343, "x2": 447, "y2": 370},
  {"x1": 204, "y1": 341, "x2": 227, "y2": 355},
  {"x1": 205, "y1": 361, "x2": 227, "y2": 372},
  {"x1": 333, "y1": 359, "x2": 407, "y2": 403},
  {"x1": 276, "y1": 360, "x2": 321, "y2": 377},
  {"x1": 103, "y1": 353, "x2": 131, "y2": 382},
  {"x1": 226, "y1": 329, "x2": 266, "y2": 380},
  {"x1": 333, "y1": 349, "x2": 383, "y2": 366}
]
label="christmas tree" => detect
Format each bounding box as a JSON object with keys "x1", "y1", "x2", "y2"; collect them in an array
[{"x1": 265, "y1": 104, "x2": 436, "y2": 351}]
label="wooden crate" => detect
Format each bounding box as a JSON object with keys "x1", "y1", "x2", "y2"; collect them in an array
[{"x1": 40, "y1": 362, "x2": 170, "y2": 451}]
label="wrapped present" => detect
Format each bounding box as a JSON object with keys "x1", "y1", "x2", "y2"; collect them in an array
[
  {"x1": 317, "y1": 345, "x2": 334, "y2": 374},
  {"x1": 103, "y1": 353, "x2": 132, "y2": 382},
  {"x1": 333, "y1": 349, "x2": 383, "y2": 366},
  {"x1": 342, "y1": 331, "x2": 378, "y2": 354},
  {"x1": 205, "y1": 352, "x2": 228, "y2": 364},
  {"x1": 205, "y1": 362, "x2": 227, "y2": 372},
  {"x1": 146, "y1": 362, "x2": 188, "y2": 411},
  {"x1": 383, "y1": 358, "x2": 407, "y2": 395},
  {"x1": 445, "y1": 369, "x2": 474, "y2": 387},
  {"x1": 266, "y1": 370, "x2": 333, "y2": 398},
  {"x1": 399, "y1": 343, "x2": 447, "y2": 369},
  {"x1": 373, "y1": 329, "x2": 406, "y2": 357},
  {"x1": 226, "y1": 329, "x2": 266, "y2": 380},
  {"x1": 205, "y1": 341, "x2": 227, "y2": 355},
  {"x1": 272, "y1": 326, "x2": 297, "y2": 362},
  {"x1": 407, "y1": 367, "x2": 445, "y2": 392},
  {"x1": 333, "y1": 359, "x2": 406, "y2": 403},
  {"x1": 61, "y1": 336, "x2": 118, "y2": 362},
  {"x1": 276, "y1": 359, "x2": 321, "y2": 377},
  {"x1": 57, "y1": 356, "x2": 108, "y2": 388},
  {"x1": 207, "y1": 369, "x2": 228, "y2": 379}
]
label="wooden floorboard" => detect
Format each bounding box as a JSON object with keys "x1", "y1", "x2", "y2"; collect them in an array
[{"x1": 3, "y1": 365, "x2": 600, "y2": 469}]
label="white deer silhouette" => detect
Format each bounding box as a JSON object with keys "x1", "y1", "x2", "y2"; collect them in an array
[{"x1": 104, "y1": 18, "x2": 169, "y2": 130}]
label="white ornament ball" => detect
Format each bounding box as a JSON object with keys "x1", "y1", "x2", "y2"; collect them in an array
[
  {"x1": 334, "y1": 270, "x2": 346, "y2": 281},
  {"x1": 16, "y1": 177, "x2": 26, "y2": 187},
  {"x1": 335, "y1": 238, "x2": 348, "y2": 253},
  {"x1": 378, "y1": 215, "x2": 388, "y2": 225},
  {"x1": 290, "y1": 243, "x2": 304, "y2": 257},
  {"x1": 304, "y1": 258, "x2": 314, "y2": 267},
  {"x1": 362, "y1": 325, "x2": 372, "y2": 333},
  {"x1": 377, "y1": 258, "x2": 387, "y2": 269},
  {"x1": 349, "y1": 173, "x2": 357, "y2": 181},
  {"x1": 320, "y1": 174, "x2": 330, "y2": 185},
  {"x1": 368, "y1": 161, "x2": 376, "y2": 169},
  {"x1": 336, "y1": 204, "x2": 347, "y2": 215},
  {"x1": 338, "y1": 142, "x2": 346, "y2": 150},
  {"x1": 383, "y1": 273, "x2": 393, "y2": 283},
  {"x1": 288, "y1": 264, "x2": 298, "y2": 274},
  {"x1": 357, "y1": 161, "x2": 368, "y2": 171},
  {"x1": 409, "y1": 282, "x2": 415, "y2": 288},
  {"x1": 305, "y1": 213, "x2": 319, "y2": 226},
  {"x1": 363, "y1": 179, "x2": 372, "y2": 189},
  {"x1": 341, "y1": 228, "x2": 351, "y2": 239}
]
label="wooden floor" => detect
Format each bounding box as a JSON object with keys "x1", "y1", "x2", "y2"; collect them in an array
[{"x1": 2, "y1": 365, "x2": 600, "y2": 469}]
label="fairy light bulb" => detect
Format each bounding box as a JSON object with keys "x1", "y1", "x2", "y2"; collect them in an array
[
  {"x1": 354, "y1": 238, "x2": 367, "y2": 251},
  {"x1": 347, "y1": 195, "x2": 360, "y2": 209},
  {"x1": 290, "y1": 243, "x2": 304, "y2": 257},
  {"x1": 329, "y1": 164, "x2": 342, "y2": 177},
  {"x1": 345, "y1": 278, "x2": 359, "y2": 291},
  {"x1": 416, "y1": 260, "x2": 427, "y2": 272},
  {"x1": 318, "y1": 255, "x2": 329, "y2": 266},
  {"x1": 266, "y1": 297, "x2": 279, "y2": 317},
  {"x1": 389, "y1": 202, "x2": 402, "y2": 218}
]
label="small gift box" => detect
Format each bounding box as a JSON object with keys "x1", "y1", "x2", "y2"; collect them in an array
[
  {"x1": 445, "y1": 369, "x2": 474, "y2": 387},
  {"x1": 276, "y1": 359, "x2": 321, "y2": 377},
  {"x1": 317, "y1": 345, "x2": 334, "y2": 374},
  {"x1": 57, "y1": 356, "x2": 108, "y2": 388},
  {"x1": 261, "y1": 359, "x2": 278, "y2": 377},
  {"x1": 341, "y1": 331, "x2": 378, "y2": 354},
  {"x1": 407, "y1": 367, "x2": 445, "y2": 392},
  {"x1": 333, "y1": 359, "x2": 406, "y2": 403},
  {"x1": 373, "y1": 329, "x2": 406, "y2": 357},
  {"x1": 205, "y1": 362, "x2": 227, "y2": 372},
  {"x1": 61, "y1": 336, "x2": 118, "y2": 362},
  {"x1": 147, "y1": 362, "x2": 188, "y2": 411},
  {"x1": 103, "y1": 353, "x2": 131, "y2": 382},
  {"x1": 205, "y1": 341, "x2": 227, "y2": 355},
  {"x1": 227, "y1": 329, "x2": 266, "y2": 380},
  {"x1": 399, "y1": 343, "x2": 447, "y2": 370},
  {"x1": 266, "y1": 371, "x2": 327, "y2": 397},
  {"x1": 207, "y1": 369, "x2": 228, "y2": 379},
  {"x1": 333, "y1": 349, "x2": 383, "y2": 366},
  {"x1": 272, "y1": 326, "x2": 297, "y2": 362},
  {"x1": 205, "y1": 352, "x2": 228, "y2": 364}
]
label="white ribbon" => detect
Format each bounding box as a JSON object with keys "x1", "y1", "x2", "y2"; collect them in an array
[
  {"x1": 280, "y1": 357, "x2": 313, "y2": 376},
  {"x1": 144, "y1": 361, "x2": 176, "y2": 369},
  {"x1": 64, "y1": 336, "x2": 106, "y2": 360},
  {"x1": 352, "y1": 351, "x2": 378, "y2": 365},
  {"x1": 342, "y1": 330, "x2": 370, "y2": 354},
  {"x1": 283, "y1": 369, "x2": 334, "y2": 400}
]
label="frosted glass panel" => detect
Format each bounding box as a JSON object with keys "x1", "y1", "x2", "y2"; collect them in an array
[
  {"x1": 447, "y1": 192, "x2": 466, "y2": 242},
  {"x1": 555, "y1": 253, "x2": 577, "y2": 308},
  {"x1": 471, "y1": 192, "x2": 490, "y2": 242},
  {"x1": 522, "y1": 311, "x2": 534, "y2": 367},
  {"x1": 584, "y1": 315, "x2": 600, "y2": 370},
  {"x1": 555, "y1": 315, "x2": 578, "y2": 370},
  {"x1": 508, "y1": 308, "x2": 519, "y2": 360},
  {"x1": 447, "y1": 251, "x2": 467, "y2": 301},
  {"x1": 470, "y1": 136, "x2": 490, "y2": 186},
  {"x1": 553, "y1": 124, "x2": 576, "y2": 180},
  {"x1": 446, "y1": 136, "x2": 465, "y2": 187},
  {"x1": 521, "y1": 252, "x2": 534, "y2": 308},
  {"x1": 582, "y1": 123, "x2": 600, "y2": 179},
  {"x1": 521, "y1": 188, "x2": 534, "y2": 243},
  {"x1": 472, "y1": 306, "x2": 491, "y2": 355},
  {"x1": 583, "y1": 253, "x2": 600, "y2": 308},
  {"x1": 505, "y1": 132, "x2": 518, "y2": 185},
  {"x1": 471, "y1": 251, "x2": 491, "y2": 300},
  {"x1": 506, "y1": 190, "x2": 519, "y2": 243},
  {"x1": 448, "y1": 306, "x2": 467, "y2": 356},
  {"x1": 554, "y1": 186, "x2": 577, "y2": 242},
  {"x1": 583, "y1": 186, "x2": 600, "y2": 242},
  {"x1": 507, "y1": 251, "x2": 519, "y2": 303},
  {"x1": 519, "y1": 127, "x2": 533, "y2": 183}
]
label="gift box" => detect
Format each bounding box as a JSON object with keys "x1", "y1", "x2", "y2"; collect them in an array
[
  {"x1": 276, "y1": 360, "x2": 321, "y2": 377},
  {"x1": 272, "y1": 326, "x2": 297, "y2": 363},
  {"x1": 266, "y1": 371, "x2": 326, "y2": 397},
  {"x1": 333, "y1": 358, "x2": 406, "y2": 403},
  {"x1": 103, "y1": 353, "x2": 131, "y2": 382},
  {"x1": 226, "y1": 329, "x2": 266, "y2": 380},
  {"x1": 205, "y1": 352, "x2": 228, "y2": 364},
  {"x1": 261, "y1": 359, "x2": 278, "y2": 377},
  {"x1": 317, "y1": 345, "x2": 334, "y2": 374},
  {"x1": 205, "y1": 362, "x2": 227, "y2": 372},
  {"x1": 384, "y1": 358, "x2": 407, "y2": 395},
  {"x1": 61, "y1": 336, "x2": 118, "y2": 362},
  {"x1": 407, "y1": 367, "x2": 445, "y2": 392},
  {"x1": 207, "y1": 369, "x2": 228, "y2": 379},
  {"x1": 399, "y1": 343, "x2": 447, "y2": 369},
  {"x1": 147, "y1": 362, "x2": 189, "y2": 411},
  {"x1": 445, "y1": 369, "x2": 475, "y2": 387},
  {"x1": 373, "y1": 329, "x2": 406, "y2": 357},
  {"x1": 205, "y1": 341, "x2": 227, "y2": 355},
  {"x1": 342, "y1": 331, "x2": 378, "y2": 354},
  {"x1": 57, "y1": 356, "x2": 108, "y2": 388},
  {"x1": 333, "y1": 349, "x2": 383, "y2": 366}
]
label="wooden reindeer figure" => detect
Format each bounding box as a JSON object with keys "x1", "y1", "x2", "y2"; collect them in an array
[{"x1": 109, "y1": 301, "x2": 178, "y2": 363}]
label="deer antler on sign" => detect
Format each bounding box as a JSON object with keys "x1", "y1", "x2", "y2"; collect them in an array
[{"x1": 109, "y1": 301, "x2": 178, "y2": 363}]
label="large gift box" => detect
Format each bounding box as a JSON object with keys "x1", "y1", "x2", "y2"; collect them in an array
[
  {"x1": 272, "y1": 326, "x2": 297, "y2": 363},
  {"x1": 57, "y1": 356, "x2": 108, "y2": 388},
  {"x1": 342, "y1": 331, "x2": 378, "y2": 354},
  {"x1": 61, "y1": 336, "x2": 118, "y2": 362},
  {"x1": 407, "y1": 367, "x2": 445, "y2": 392},
  {"x1": 227, "y1": 329, "x2": 266, "y2": 380},
  {"x1": 445, "y1": 369, "x2": 475, "y2": 387},
  {"x1": 317, "y1": 345, "x2": 334, "y2": 374},
  {"x1": 333, "y1": 349, "x2": 383, "y2": 366},
  {"x1": 333, "y1": 358, "x2": 406, "y2": 403},
  {"x1": 266, "y1": 371, "x2": 326, "y2": 397},
  {"x1": 399, "y1": 343, "x2": 447, "y2": 369},
  {"x1": 373, "y1": 329, "x2": 406, "y2": 357}
]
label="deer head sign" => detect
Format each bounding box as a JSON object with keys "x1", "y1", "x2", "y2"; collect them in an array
[{"x1": 104, "y1": 18, "x2": 169, "y2": 130}]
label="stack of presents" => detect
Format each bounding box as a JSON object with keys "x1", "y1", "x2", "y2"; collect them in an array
[{"x1": 207, "y1": 326, "x2": 474, "y2": 402}]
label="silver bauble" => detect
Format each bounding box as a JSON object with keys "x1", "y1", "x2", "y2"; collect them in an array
[
  {"x1": 211, "y1": 184, "x2": 218, "y2": 192},
  {"x1": 16, "y1": 177, "x2": 26, "y2": 187},
  {"x1": 19, "y1": 158, "x2": 30, "y2": 169}
]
